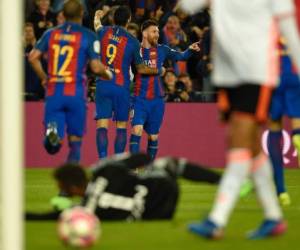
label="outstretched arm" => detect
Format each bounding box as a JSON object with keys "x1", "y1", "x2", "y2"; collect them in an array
[
  {"x1": 94, "y1": 10, "x2": 104, "y2": 32},
  {"x1": 165, "y1": 42, "x2": 200, "y2": 61},
  {"x1": 152, "y1": 157, "x2": 221, "y2": 184},
  {"x1": 93, "y1": 153, "x2": 152, "y2": 170},
  {"x1": 179, "y1": 159, "x2": 221, "y2": 184},
  {"x1": 25, "y1": 210, "x2": 61, "y2": 221}
]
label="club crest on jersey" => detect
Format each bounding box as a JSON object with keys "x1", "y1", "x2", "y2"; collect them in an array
[{"x1": 150, "y1": 50, "x2": 157, "y2": 60}]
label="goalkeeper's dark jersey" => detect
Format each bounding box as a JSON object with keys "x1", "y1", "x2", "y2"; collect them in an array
[
  {"x1": 82, "y1": 164, "x2": 179, "y2": 221},
  {"x1": 25, "y1": 154, "x2": 220, "y2": 221}
]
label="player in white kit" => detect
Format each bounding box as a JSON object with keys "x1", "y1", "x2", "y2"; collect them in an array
[{"x1": 180, "y1": 0, "x2": 300, "y2": 239}]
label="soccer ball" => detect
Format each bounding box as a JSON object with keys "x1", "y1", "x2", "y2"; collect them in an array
[{"x1": 58, "y1": 206, "x2": 101, "y2": 248}]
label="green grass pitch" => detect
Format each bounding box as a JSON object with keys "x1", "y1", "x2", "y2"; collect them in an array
[{"x1": 26, "y1": 168, "x2": 300, "y2": 250}]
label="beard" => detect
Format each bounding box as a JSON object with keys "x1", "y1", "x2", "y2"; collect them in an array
[{"x1": 149, "y1": 37, "x2": 158, "y2": 46}]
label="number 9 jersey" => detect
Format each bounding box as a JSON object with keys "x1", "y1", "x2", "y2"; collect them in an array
[
  {"x1": 95, "y1": 26, "x2": 143, "y2": 89},
  {"x1": 35, "y1": 22, "x2": 100, "y2": 98},
  {"x1": 94, "y1": 26, "x2": 143, "y2": 122}
]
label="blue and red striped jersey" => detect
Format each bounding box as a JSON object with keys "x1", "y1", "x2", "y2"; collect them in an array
[
  {"x1": 96, "y1": 26, "x2": 143, "y2": 89},
  {"x1": 35, "y1": 22, "x2": 99, "y2": 97},
  {"x1": 134, "y1": 44, "x2": 193, "y2": 99}
]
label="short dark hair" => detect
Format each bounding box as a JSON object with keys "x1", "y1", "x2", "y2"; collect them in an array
[
  {"x1": 141, "y1": 19, "x2": 159, "y2": 32},
  {"x1": 114, "y1": 6, "x2": 131, "y2": 26},
  {"x1": 63, "y1": 0, "x2": 83, "y2": 20},
  {"x1": 54, "y1": 164, "x2": 88, "y2": 189},
  {"x1": 127, "y1": 22, "x2": 139, "y2": 32}
]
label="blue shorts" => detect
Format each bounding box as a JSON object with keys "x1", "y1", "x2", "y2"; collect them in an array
[
  {"x1": 95, "y1": 83, "x2": 130, "y2": 121},
  {"x1": 270, "y1": 56, "x2": 300, "y2": 120},
  {"x1": 131, "y1": 97, "x2": 165, "y2": 134},
  {"x1": 44, "y1": 95, "x2": 87, "y2": 138}
]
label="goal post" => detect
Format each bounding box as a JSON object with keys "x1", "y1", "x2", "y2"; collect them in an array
[{"x1": 0, "y1": 0, "x2": 24, "y2": 249}]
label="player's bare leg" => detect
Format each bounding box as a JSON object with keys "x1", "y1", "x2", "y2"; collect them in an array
[
  {"x1": 67, "y1": 135, "x2": 82, "y2": 163},
  {"x1": 189, "y1": 113, "x2": 284, "y2": 239},
  {"x1": 96, "y1": 119, "x2": 109, "y2": 159},
  {"x1": 115, "y1": 121, "x2": 127, "y2": 154},
  {"x1": 148, "y1": 134, "x2": 159, "y2": 159},
  {"x1": 248, "y1": 125, "x2": 286, "y2": 239},
  {"x1": 130, "y1": 125, "x2": 143, "y2": 154},
  {"x1": 189, "y1": 114, "x2": 255, "y2": 239},
  {"x1": 207, "y1": 114, "x2": 256, "y2": 229}
]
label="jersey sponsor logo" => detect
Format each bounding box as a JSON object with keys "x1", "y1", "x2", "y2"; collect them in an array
[
  {"x1": 150, "y1": 51, "x2": 157, "y2": 61},
  {"x1": 143, "y1": 59, "x2": 157, "y2": 68}
]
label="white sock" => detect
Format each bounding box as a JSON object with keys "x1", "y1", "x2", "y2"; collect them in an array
[
  {"x1": 209, "y1": 148, "x2": 252, "y2": 227},
  {"x1": 251, "y1": 153, "x2": 282, "y2": 220}
]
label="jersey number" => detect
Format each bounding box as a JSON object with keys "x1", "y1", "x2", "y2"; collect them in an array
[
  {"x1": 52, "y1": 44, "x2": 74, "y2": 77},
  {"x1": 106, "y1": 44, "x2": 117, "y2": 65}
]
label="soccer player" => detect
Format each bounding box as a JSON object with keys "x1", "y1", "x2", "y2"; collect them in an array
[
  {"x1": 93, "y1": 7, "x2": 163, "y2": 159},
  {"x1": 26, "y1": 153, "x2": 221, "y2": 221},
  {"x1": 180, "y1": 0, "x2": 300, "y2": 239},
  {"x1": 267, "y1": 37, "x2": 300, "y2": 206},
  {"x1": 29, "y1": 0, "x2": 112, "y2": 163},
  {"x1": 129, "y1": 19, "x2": 200, "y2": 159}
]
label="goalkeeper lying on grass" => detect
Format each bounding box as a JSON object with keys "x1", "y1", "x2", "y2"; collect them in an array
[{"x1": 26, "y1": 153, "x2": 221, "y2": 221}]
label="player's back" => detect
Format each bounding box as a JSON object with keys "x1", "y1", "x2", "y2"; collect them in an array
[
  {"x1": 82, "y1": 164, "x2": 178, "y2": 220},
  {"x1": 37, "y1": 22, "x2": 99, "y2": 97},
  {"x1": 211, "y1": 0, "x2": 293, "y2": 86},
  {"x1": 83, "y1": 166, "x2": 143, "y2": 220},
  {"x1": 96, "y1": 26, "x2": 141, "y2": 89}
]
